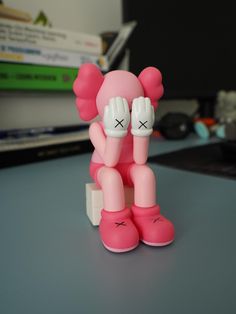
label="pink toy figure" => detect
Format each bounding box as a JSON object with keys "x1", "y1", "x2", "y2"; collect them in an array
[{"x1": 73, "y1": 64, "x2": 174, "y2": 253}]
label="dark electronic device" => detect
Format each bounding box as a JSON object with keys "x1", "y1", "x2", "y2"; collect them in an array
[{"x1": 157, "y1": 113, "x2": 192, "y2": 140}]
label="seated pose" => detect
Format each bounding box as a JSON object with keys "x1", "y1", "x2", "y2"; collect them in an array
[{"x1": 73, "y1": 64, "x2": 174, "y2": 253}]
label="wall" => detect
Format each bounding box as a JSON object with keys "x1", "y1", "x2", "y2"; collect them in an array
[{"x1": 5, "y1": 0, "x2": 122, "y2": 34}]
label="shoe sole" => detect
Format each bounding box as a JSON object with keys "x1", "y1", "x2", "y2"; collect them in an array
[
  {"x1": 102, "y1": 242, "x2": 139, "y2": 253},
  {"x1": 141, "y1": 239, "x2": 174, "y2": 247}
]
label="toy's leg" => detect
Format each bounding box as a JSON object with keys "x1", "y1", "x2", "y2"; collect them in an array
[
  {"x1": 97, "y1": 166, "x2": 139, "y2": 253},
  {"x1": 129, "y1": 164, "x2": 156, "y2": 207},
  {"x1": 97, "y1": 166, "x2": 125, "y2": 212},
  {"x1": 129, "y1": 164, "x2": 175, "y2": 246}
]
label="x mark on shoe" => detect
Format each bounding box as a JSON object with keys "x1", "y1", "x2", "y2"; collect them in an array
[
  {"x1": 115, "y1": 221, "x2": 127, "y2": 227},
  {"x1": 153, "y1": 217, "x2": 162, "y2": 223}
]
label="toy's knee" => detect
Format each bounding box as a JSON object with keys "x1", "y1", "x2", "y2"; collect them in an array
[
  {"x1": 131, "y1": 164, "x2": 156, "y2": 186},
  {"x1": 98, "y1": 167, "x2": 123, "y2": 189}
]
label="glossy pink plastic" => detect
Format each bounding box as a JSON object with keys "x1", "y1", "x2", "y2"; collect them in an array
[{"x1": 73, "y1": 64, "x2": 174, "y2": 252}]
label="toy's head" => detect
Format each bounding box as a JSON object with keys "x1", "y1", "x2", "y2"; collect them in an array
[{"x1": 73, "y1": 63, "x2": 164, "y2": 121}]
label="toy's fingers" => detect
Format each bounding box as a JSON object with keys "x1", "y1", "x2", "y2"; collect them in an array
[
  {"x1": 136, "y1": 98, "x2": 141, "y2": 111},
  {"x1": 150, "y1": 105, "x2": 155, "y2": 122},
  {"x1": 115, "y1": 97, "x2": 123, "y2": 113},
  {"x1": 132, "y1": 98, "x2": 138, "y2": 107},
  {"x1": 123, "y1": 98, "x2": 129, "y2": 113},
  {"x1": 109, "y1": 97, "x2": 116, "y2": 114},
  {"x1": 139, "y1": 96, "x2": 147, "y2": 112},
  {"x1": 145, "y1": 97, "x2": 152, "y2": 112}
]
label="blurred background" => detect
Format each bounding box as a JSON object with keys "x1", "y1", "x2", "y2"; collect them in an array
[
  {"x1": 0, "y1": 0, "x2": 122, "y2": 130},
  {"x1": 0, "y1": 0, "x2": 236, "y2": 169}
]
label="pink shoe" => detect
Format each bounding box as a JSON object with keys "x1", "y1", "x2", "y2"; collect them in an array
[
  {"x1": 132, "y1": 205, "x2": 175, "y2": 246},
  {"x1": 99, "y1": 208, "x2": 139, "y2": 253}
]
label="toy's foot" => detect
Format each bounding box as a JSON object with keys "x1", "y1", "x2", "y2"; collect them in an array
[
  {"x1": 99, "y1": 208, "x2": 139, "y2": 253},
  {"x1": 132, "y1": 205, "x2": 175, "y2": 246}
]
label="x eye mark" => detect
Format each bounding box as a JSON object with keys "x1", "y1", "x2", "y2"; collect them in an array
[
  {"x1": 139, "y1": 120, "x2": 148, "y2": 129},
  {"x1": 115, "y1": 119, "x2": 124, "y2": 128}
]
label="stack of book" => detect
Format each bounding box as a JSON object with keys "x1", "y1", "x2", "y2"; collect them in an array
[
  {"x1": 0, "y1": 18, "x2": 137, "y2": 91},
  {"x1": 0, "y1": 11, "x2": 136, "y2": 168},
  {"x1": 0, "y1": 125, "x2": 94, "y2": 169}
]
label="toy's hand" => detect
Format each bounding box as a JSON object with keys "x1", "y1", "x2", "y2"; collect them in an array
[
  {"x1": 103, "y1": 97, "x2": 130, "y2": 138},
  {"x1": 131, "y1": 97, "x2": 155, "y2": 136}
]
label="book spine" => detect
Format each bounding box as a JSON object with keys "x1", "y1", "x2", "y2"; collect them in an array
[
  {"x1": 0, "y1": 19, "x2": 102, "y2": 55},
  {"x1": 0, "y1": 63, "x2": 78, "y2": 90},
  {"x1": 0, "y1": 42, "x2": 100, "y2": 68},
  {"x1": 0, "y1": 139, "x2": 93, "y2": 169},
  {"x1": 99, "y1": 21, "x2": 137, "y2": 71},
  {"x1": 105, "y1": 22, "x2": 137, "y2": 64}
]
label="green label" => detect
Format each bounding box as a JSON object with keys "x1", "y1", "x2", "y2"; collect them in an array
[{"x1": 0, "y1": 63, "x2": 78, "y2": 90}]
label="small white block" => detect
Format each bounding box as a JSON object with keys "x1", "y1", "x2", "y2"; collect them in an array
[{"x1": 86, "y1": 183, "x2": 134, "y2": 226}]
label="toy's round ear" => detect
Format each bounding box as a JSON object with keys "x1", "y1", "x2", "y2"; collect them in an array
[
  {"x1": 138, "y1": 67, "x2": 164, "y2": 109},
  {"x1": 73, "y1": 64, "x2": 104, "y2": 121}
]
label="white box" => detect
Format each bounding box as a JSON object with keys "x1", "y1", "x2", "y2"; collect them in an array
[{"x1": 86, "y1": 183, "x2": 134, "y2": 226}]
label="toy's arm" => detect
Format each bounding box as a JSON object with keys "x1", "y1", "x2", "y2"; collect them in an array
[
  {"x1": 133, "y1": 136, "x2": 150, "y2": 165},
  {"x1": 89, "y1": 122, "x2": 124, "y2": 167},
  {"x1": 89, "y1": 97, "x2": 130, "y2": 167},
  {"x1": 131, "y1": 97, "x2": 155, "y2": 165}
]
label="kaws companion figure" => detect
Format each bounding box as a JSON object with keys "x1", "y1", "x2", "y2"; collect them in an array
[{"x1": 73, "y1": 64, "x2": 174, "y2": 253}]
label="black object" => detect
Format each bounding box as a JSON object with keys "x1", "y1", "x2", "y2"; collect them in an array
[
  {"x1": 0, "y1": 139, "x2": 93, "y2": 169},
  {"x1": 148, "y1": 142, "x2": 236, "y2": 180},
  {"x1": 157, "y1": 113, "x2": 192, "y2": 140},
  {"x1": 0, "y1": 124, "x2": 89, "y2": 140},
  {"x1": 220, "y1": 140, "x2": 236, "y2": 161},
  {"x1": 122, "y1": 1, "x2": 236, "y2": 103}
]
